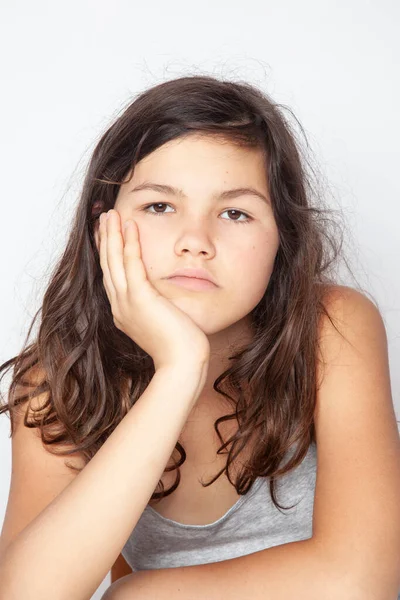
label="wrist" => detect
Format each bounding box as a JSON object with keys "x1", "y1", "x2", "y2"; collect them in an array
[{"x1": 155, "y1": 359, "x2": 209, "y2": 400}]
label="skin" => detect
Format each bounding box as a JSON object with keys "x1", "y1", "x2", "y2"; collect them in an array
[{"x1": 96, "y1": 134, "x2": 280, "y2": 421}]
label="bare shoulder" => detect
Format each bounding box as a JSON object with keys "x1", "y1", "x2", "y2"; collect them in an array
[
  {"x1": 10, "y1": 361, "x2": 50, "y2": 425},
  {"x1": 315, "y1": 283, "x2": 390, "y2": 411},
  {"x1": 317, "y1": 284, "x2": 386, "y2": 356},
  {"x1": 320, "y1": 283, "x2": 382, "y2": 317}
]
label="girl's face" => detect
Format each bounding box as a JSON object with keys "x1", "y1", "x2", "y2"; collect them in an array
[{"x1": 109, "y1": 134, "x2": 280, "y2": 340}]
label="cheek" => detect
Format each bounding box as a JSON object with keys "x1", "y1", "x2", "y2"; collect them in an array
[
  {"x1": 139, "y1": 249, "x2": 158, "y2": 281},
  {"x1": 247, "y1": 253, "x2": 275, "y2": 293},
  {"x1": 233, "y1": 240, "x2": 277, "y2": 295},
  {"x1": 132, "y1": 227, "x2": 160, "y2": 278}
]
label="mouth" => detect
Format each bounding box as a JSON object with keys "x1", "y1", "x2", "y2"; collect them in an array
[{"x1": 166, "y1": 276, "x2": 218, "y2": 291}]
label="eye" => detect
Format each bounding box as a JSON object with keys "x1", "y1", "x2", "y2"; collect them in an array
[
  {"x1": 142, "y1": 203, "x2": 174, "y2": 216},
  {"x1": 220, "y1": 209, "x2": 252, "y2": 224},
  {"x1": 141, "y1": 203, "x2": 253, "y2": 225}
]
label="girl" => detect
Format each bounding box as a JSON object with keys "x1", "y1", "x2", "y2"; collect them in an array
[{"x1": 0, "y1": 75, "x2": 399, "y2": 600}]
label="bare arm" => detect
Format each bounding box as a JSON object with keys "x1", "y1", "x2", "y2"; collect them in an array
[
  {"x1": 105, "y1": 539, "x2": 351, "y2": 600},
  {"x1": 0, "y1": 362, "x2": 207, "y2": 600}
]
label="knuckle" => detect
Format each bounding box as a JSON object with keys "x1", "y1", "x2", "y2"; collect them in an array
[
  {"x1": 110, "y1": 305, "x2": 120, "y2": 321},
  {"x1": 112, "y1": 316, "x2": 122, "y2": 330}
]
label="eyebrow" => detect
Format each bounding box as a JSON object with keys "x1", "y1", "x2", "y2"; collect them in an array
[{"x1": 129, "y1": 182, "x2": 270, "y2": 206}]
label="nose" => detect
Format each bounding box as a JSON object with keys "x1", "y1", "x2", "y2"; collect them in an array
[{"x1": 174, "y1": 221, "x2": 216, "y2": 258}]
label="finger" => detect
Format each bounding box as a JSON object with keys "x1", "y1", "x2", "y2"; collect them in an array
[
  {"x1": 99, "y1": 212, "x2": 116, "y2": 301},
  {"x1": 123, "y1": 219, "x2": 152, "y2": 297},
  {"x1": 106, "y1": 210, "x2": 128, "y2": 294}
]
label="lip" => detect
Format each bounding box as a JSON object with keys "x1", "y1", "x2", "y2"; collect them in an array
[
  {"x1": 166, "y1": 268, "x2": 217, "y2": 286},
  {"x1": 167, "y1": 276, "x2": 217, "y2": 291}
]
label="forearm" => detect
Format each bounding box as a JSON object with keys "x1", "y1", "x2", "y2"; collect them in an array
[
  {"x1": 0, "y1": 362, "x2": 207, "y2": 600},
  {"x1": 122, "y1": 539, "x2": 357, "y2": 600}
]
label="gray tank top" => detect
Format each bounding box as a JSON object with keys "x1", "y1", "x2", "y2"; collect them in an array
[
  {"x1": 122, "y1": 441, "x2": 317, "y2": 570},
  {"x1": 121, "y1": 439, "x2": 400, "y2": 598}
]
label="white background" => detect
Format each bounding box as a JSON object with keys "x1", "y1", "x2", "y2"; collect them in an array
[{"x1": 0, "y1": 1, "x2": 399, "y2": 598}]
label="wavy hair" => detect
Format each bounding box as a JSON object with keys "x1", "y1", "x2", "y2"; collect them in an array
[{"x1": 0, "y1": 74, "x2": 376, "y2": 512}]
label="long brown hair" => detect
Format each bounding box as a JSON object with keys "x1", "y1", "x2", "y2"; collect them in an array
[{"x1": 0, "y1": 74, "x2": 381, "y2": 512}]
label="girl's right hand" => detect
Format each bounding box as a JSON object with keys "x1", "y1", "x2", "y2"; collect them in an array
[{"x1": 98, "y1": 209, "x2": 211, "y2": 373}]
